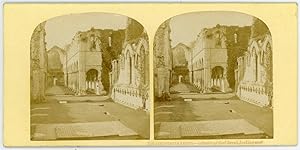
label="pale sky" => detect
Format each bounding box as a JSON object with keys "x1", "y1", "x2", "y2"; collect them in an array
[
  {"x1": 45, "y1": 12, "x2": 128, "y2": 49},
  {"x1": 170, "y1": 11, "x2": 254, "y2": 47}
]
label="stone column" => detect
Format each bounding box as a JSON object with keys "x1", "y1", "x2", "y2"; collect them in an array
[
  {"x1": 96, "y1": 68, "x2": 106, "y2": 95},
  {"x1": 220, "y1": 78, "x2": 225, "y2": 92},
  {"x1": 157, "y1": 67, "x2": 169, "y2": 97},
  {"x1": 96, "y1": 82, "x2": 100, "y2": 95},
  {"x1": 216, "y1": 78, "x2": 220, "y2": 87},
  {"x1": 223, "y1": 67, "x2": 231, "y2": 92},
  {"x1": 201, "y1": 69, "x2": 204, "y2": 89},
  {"x1": 116, "y1": 60, "x2": 120, "y2": 84},
  {"x1": 145, "y1": 52, "x2": 149, "y2": 85},
  {"x1": 110, "y1": 62, "x2": 114, "y2": 86},
  {"x1": 131, "y1": 56, "x2": 136, "y2": 85}
]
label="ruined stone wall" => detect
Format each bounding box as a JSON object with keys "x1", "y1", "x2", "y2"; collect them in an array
[
  {"x1": 235, "y1": 34, "x2": 273, "y2": 107},
  {"x1": 64, "y1": 28, "x2": 125, "y2": 95},
  {"x1": 47, "y1": 46, "x2": 66, "y2": 86},
  {"x1": 154, "y1": 20, "x2": 172, "y2": 97},
  {"x1": 30, "y1": 22, "x2": 47, "y2": 103},
  {"x1": 111, "y1": 37, "x2": 149, "y2": 111},
  {"x1": 190, "y1": 26, "x2": 231, "y2": 93}
]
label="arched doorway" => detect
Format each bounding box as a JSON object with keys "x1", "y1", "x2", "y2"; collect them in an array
[
  {"x1": 211, "y1": 66, "x2": 224, "y2": 91},
  {"x1": 86, "y1": 69, "x2": 98, "y2": 93},
  {"x1": 53, "y1": 76, "x2": 57, "y2": 86},
  {"x1": 178, "y1": 75, "x2": 183, "y2": 83}
]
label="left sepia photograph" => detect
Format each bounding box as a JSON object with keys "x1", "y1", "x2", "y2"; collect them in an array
[{"x1": 30, "y1": 13, "x2": 150, "y2": 140}]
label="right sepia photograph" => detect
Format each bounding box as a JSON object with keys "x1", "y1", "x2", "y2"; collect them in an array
[{"x1": 154, "y1": 11, "x2": 273, "y2": 140}]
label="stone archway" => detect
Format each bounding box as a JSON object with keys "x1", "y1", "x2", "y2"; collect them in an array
[
  {"x1": 86, "y1": 69, "x2": 98, "y2": 93},
  {"x1": 211, "y1": 66, "x2": 225, "y2": 92},
  {"x1": 178, "y1": 75, "x2": 183, "y2": 83}
]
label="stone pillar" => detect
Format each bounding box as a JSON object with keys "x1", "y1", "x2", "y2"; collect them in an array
[
  {"x1": 220, "y1": 78, "x2": 225, "y2": 92},
  {"x1": 111, "y1": 60, "x2": 116, "y2": 85},
  {"x1": 96, "y1": 68, "x2": 106, "y2": 95},
  {"x1": 40, "y1": 70, "x2": 46, "y2": 100},
  {"x1": 30, "y1": 22, "x2": 47, "y2": 103},
  {"x1": 131, "y1": 56, "x2": 135, "y2": 85},
  {"x1": 145, "y1": 52, "x2": 149, "y2": 85},
  {"x1": 96, "y1": 82, "x2": 100, "y2": 95},
  {"x1": 199, "y1": 70, "x2": 201, "y2": 89},
  {"x1": 216, "y1": 78, "x2": 220, "y2": 87},
  {"x1": 114, "y1": 60, "x2": 117, "y2": 84},
  {"x1": 157, "y1": 67, "x2": 169, "y2": 97},
  {"x1": 125, "y1": 56, "x2": 130, "y2": 85},
  {"x1": 223, "y1": 67, "x2": 231, "y2": 92},
  {"x1": 31, "y1": 70, "x2": 40, "y2": 102},
  {"x1": 202, "y1": 70, "x2": 204, "y2": 89},
  {"x1": 91, "y1": 81, "x2": 94, "y2": 90},
  {"x1": 116, "y1": 60, "x2": 120, "y2": 84}
]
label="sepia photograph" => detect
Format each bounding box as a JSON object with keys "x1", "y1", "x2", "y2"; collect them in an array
[
  {"x1": 3, "y1": 3, "x2": 297, "y2": 147},
  {"x1": 154, "y1": 11, "x2": 273, "y2": 139},
  {"x1": 30, "y1": 13, "x2": 150, "y2": 140}
]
